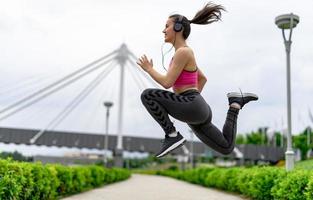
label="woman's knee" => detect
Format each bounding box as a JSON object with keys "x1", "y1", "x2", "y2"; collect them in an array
[
  {"x1": 219, "y1": 145, "x2": 235, "y2": 155},
  {"x1": 141, "y1": 88, "x2": 154, "y2": 102}
]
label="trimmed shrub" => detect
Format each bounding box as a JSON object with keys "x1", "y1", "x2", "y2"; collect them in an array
[
  {"x1": 243, "y1": 167, "x2": 285, "y2": 200},
  {"x1": 222, "y1": 167, "x2": 242, "y2": 192},
  {"x1": 271, "y1": 170, "x2": 311, "y2": 200},
  {"x1": 194, "y1": 167, "x2": 215, "y2": 186},
  {"x1": 18, "y1": 162, "x2": 35, "y2": 199},
  {"x1": 141, "y1": 166, "x2": 312, "y2": 200},
  {"x1": 304, "y1": 174, "x2": 313, "y2": 199},
  {"x1": 0, "y1": 159, "x2": 131, "y2": 200},
  {"x1": 205, "y1": 168, "x2": 224, "y2": 188},
  {"x1": 29, "y1": 163, "x2": 60, "y2": 200},
  {"x1": 0, "y1": 160, "x2": 25, "y2": 199},
  {"x1": 89, "y1": 165, "x2": 105, "y2": 187},
  {"x1": 54, "y1": 164, "x2": 74, "y2": 195}
]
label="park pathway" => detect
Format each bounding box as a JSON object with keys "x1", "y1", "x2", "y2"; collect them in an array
[{"x1": 62, "y1": 174, "x2": 248, "y2": 200}]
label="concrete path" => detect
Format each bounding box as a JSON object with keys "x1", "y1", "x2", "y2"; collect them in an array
[{"x1": 62, "y1": 174, "x2": 248, "y2": 200}]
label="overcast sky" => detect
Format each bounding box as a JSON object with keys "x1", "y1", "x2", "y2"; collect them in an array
[{"x1": 1, "y1": 0, "x2": 313, "y2": 155}]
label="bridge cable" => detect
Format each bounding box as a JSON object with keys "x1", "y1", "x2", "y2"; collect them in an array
[
  {"x1": 125, "y1": 62, "x2": 146, "y2": 91},
  {"x1": 0, "y1": 50, "x2": 117, "y2": 115},
  {"x1": 0, "y1": 57, "x2": 115, "y2": 122},
  {"x1": 30, "y1": 60, "x2": 117, "y2": 143},
  {"x1": 128, "y1": 59, "x2": 161, "y2": 89}
]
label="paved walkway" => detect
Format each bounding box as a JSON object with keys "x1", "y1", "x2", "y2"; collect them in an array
[{"x1": 62, "y1": 174, "x2": 248, "y2": 200}]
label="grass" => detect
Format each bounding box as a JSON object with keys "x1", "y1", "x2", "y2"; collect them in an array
[{"x1": 295, "y1": 158, "x2": 313, "y2": 170}]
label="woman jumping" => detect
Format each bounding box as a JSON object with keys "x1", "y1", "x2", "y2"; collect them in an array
[{"x1": 136, "y1": 2, "x2": 258, "y2": 158}]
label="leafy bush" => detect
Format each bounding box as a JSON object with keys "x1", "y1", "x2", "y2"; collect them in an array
[
  {"x1": 54, "y1": 164, "x2": 74, "y2": 195},
  {"x1": 0, "y1": 159, "x2": 131, "y2": 200},
  {"x1": 0, "y1": 160, "x2": 25, "y2": 199},
  {"x1": 30, "y1": 163, "x2": 60, "y2": 200},
  {"x1": 239, "y1": 167, "x2": 285, "y2": 200},
  {"x1": 304, "y1": 174, "x2": 313, "y2": 199},
  {"x1": 141, "y1": 166, "x2": 313, "y2": 200},
  {"x1": 271, "y1": 170, "x2": 310, "y2": 200}
]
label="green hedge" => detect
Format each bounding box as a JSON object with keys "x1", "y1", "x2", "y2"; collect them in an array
[
  {"x1": 0, "y1": 159, "x2": 131, "y2": 200},
  {"x1": 146, "y1": 166, "x2": 313, "y2": 200}
]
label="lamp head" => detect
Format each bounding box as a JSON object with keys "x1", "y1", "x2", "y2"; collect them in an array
[
  {"x1": 104, "y1": 102, "x2": 113, "y2": 108},
  {"x1": 275, "y1": 13, "x2": 299, "y2": 29}
]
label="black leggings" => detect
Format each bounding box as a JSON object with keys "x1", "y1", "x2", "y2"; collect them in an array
[{"x1": 141, "y1": 88, "x2": 239, "y2": 155}]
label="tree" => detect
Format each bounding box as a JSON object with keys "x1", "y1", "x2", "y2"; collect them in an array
[
  {"x1": 274, "y1": 132, "x2": 285, "y2": 147},
  {"x1": 236, "y1": 134, "x2": 245, "y2": 144},
  {"x1": 293, "y1": 134, "x2": 309, "y2": 160},
  {"x1": 246, "y1": 131, "x2": 266, "y2": 145},
  {"x1": 292, "y1": 127, "x2": 313, "y2": 160},
  {"x1": 0, "y1": 151, "x2": 32, "y2": 162}
]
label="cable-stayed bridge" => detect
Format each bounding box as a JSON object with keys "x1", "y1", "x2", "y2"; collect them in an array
[
  {"x1": 0, "y1": 44, "x2": 285, "y2": 165},
  {"x1": 0, "y1": 44, "x2": 163, "y2": 164},
  {"x1": 0, "y1": 126, "x2": 285, "y2": 165}
]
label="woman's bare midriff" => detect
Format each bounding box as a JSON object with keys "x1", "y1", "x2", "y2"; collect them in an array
[{"x1": 173, "y1": 85, "x2": 199, "y2": 94}]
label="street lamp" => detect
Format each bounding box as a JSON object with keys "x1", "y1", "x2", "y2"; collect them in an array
[
  {"x1": 275, "y1": 13, "x2": 299, "y2": 171},
  {"x1": 103, "y1": 101, "x2": 113, "y2": 166}
]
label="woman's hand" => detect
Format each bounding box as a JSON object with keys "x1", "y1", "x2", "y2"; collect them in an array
[{"x1": 136, "y1": 55, "x2": 153, "y2": 72}]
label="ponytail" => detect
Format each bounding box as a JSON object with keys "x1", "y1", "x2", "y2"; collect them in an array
[
  {"x1": 169, "y1": 2, "x2": 225, "y2": 39},
  {"x1": 189, "y1": 2, "x2": 225, "y2": 25}
]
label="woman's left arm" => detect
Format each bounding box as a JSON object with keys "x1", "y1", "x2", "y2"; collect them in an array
[{"x1": 137, "y1": 49, "x2": 189, "y2": 89}]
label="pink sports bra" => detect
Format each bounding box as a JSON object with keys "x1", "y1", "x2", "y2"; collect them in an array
[{"x1": 169, "y1": 59, "x2": 198, "y2": 90}]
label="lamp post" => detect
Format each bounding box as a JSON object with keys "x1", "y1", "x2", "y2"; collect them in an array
[
  {"x1": 275, "y1": 13, "x2": 299, "y2": 171},
  {"x1": 103, "y1": 101, "x2": 113, "y2": 166}
]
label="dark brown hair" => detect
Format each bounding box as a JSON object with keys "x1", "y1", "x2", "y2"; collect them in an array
[{"x1": 169, "y1": 2, "x2": 225, "y2": 39}]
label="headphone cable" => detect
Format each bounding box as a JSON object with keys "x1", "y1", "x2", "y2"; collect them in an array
[{"x1": 161, "y1": 33, "x2": 176, "y2": 71}]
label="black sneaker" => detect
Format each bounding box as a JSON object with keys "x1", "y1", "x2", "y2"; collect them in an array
[
  {"x1": 156, "y1": 132, "x2": 186, "y2": 158},
  {"x1": 227, "y1": 92, "x2": 258, "y2": 109}
]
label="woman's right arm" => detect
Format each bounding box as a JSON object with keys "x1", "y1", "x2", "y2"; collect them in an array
[
  {"x1": 137, "y1": 49, "x2": 189, "y2": 89},
  {"x1": 197, "y1": 68, "x2": 207, "y2": 93}
]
